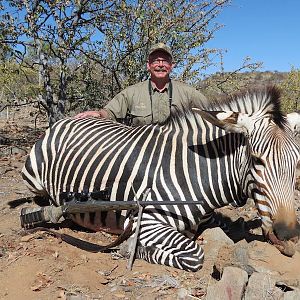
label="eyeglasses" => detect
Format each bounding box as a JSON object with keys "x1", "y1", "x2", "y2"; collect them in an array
[{"x1": 150, "y1": 59, "x2": 172, "y2": 66}]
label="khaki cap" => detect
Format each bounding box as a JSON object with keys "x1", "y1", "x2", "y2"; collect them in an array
[{"x1": 148, "y1": 43, "x2": 173, "y2": 60}]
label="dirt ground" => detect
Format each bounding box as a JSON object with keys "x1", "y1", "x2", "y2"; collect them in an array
[{"x1": 1, "y1": 107, "x2": 300, "y2": 300}]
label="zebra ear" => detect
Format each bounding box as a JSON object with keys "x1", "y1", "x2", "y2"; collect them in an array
[
  {"x1": 192, "y1": 108, "x2": 253, "y2": 135},
  {"x1": 287, "y1": 112, "x2": 300, "y2": 135}
]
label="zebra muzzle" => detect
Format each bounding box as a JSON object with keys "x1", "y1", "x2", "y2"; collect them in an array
[{"x1": 266, "y1": 231, "x2": 296, "y2": 257}]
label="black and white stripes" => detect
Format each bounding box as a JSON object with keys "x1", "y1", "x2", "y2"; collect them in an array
[{"x1": 22, "y1": 86, "x2": 300, "y2": 271}]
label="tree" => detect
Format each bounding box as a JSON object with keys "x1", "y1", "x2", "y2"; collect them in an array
[
  {"x1": 95, "y1": 0, "x2": 231, "y2": 92},
  {"x1": 279, "y1": 67, "x2": 300, "y2": 113},
  {"x1": 198, "y1": 52, "x2": 263, "y2": 97},
  {"x1": 0, "y1": 0, "x2": 261, "y2": 125},
  {"x1": 0, "y1": 60, "x2": 40, "y2": 105},
  {"x1": 1, "y1": 0, "x2": 115, "y2": 125}
]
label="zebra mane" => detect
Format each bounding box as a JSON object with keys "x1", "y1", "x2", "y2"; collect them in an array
[{"x1": 165, "y1": 85, "x2": 286, "y2": 128}]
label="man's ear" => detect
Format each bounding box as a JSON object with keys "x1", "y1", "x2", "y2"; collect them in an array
[{"x1": 146, "y1": 61, "x2": 151, "y2": 71}]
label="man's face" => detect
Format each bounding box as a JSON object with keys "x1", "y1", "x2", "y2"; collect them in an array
[{"x1": 147, "y1": 51, "x2": 174, "y2": 81}]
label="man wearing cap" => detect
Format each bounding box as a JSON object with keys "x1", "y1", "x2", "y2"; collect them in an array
[{"x1": 75, "y1": 43, "x2": 207, "y2": 126}]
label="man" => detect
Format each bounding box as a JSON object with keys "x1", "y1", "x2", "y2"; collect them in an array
[{"x1": 75, "y1": 43, "x2": 207, "y2": 126}]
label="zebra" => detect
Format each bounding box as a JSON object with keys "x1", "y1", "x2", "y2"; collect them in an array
[{"x1": 21, "y1": 86, "x2": 300, "y2": 272}]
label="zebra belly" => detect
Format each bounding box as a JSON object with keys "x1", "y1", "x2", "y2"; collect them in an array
[{"x1": 69, "y1": 211, "x2": 125, "y2": 234}]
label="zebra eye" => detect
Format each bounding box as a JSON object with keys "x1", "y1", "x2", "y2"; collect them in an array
[{"x1": 251, "y1": 153, "x2": 265, "y2": 166}]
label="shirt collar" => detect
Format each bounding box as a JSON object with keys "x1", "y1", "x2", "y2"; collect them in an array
[{"x1": 150, "y1": 80, "x2": 170, "y2": 93}]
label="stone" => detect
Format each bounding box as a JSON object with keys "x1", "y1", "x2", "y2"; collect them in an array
[
  {"x1": 201, "y1": 227, "x2": 234, "y2": 263},
  {"x1": 66, "y1": 295, "x2": 87, "y2": 300},
  {"x1": 244, "y1": 272, "x2": 283, "y2": 300},
  {"x1": 201, "y1": 227, "x2": 234, "y2": 245},
  {"x1": 215, "y1": 239, "x2": 300, "y2": 278},
  {"x1": 205, "y1": 266, "x2": 248, "y2": 300},
  {"x1": 276, "y1": 279, "x2": 300, "y2": 289},
  {"x1": 283, "y1": 289, "x2": 300, "y2": 300},
  {"x1": 177, "y1": 288, "x2": 189, "y2": 299},
  {"x1": 214, "y1": 239, "x2": 256, "y2": 276}
]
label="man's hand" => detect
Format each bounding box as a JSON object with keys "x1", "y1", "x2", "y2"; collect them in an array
[{"x1": 74, "y1": 109, "x2": 109, "y2": 119}]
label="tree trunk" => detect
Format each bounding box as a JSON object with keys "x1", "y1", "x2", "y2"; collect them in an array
[
  {"x1": 57, "y1": 58, "x2": 67, "y2": 121},
  {"x1": 39, "y1": 51, "x2": 56, "y2": 126}
]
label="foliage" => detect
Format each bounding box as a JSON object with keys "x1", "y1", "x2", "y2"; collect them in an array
[
  {"x1": 200, "y1": 57, "x2": 263, "y2": 97},
  {"x1": 0, "y1": 0, "x2": 262, "y2": 125},
  {"x1": 97, "y1": 0, "x2": 231, "y2": 90},
  {"x1": 0, "y1": 0, "x2": 115, "y2": 124},
  {"x1": 278, "y1": 67, "x2": 300, "y2": 113},
  {"x1": 0, "y1": 60, "x2": 41, "y2": 105},
  {"x1": 66, "y1": 60, "x2": 112, "y2": 112},
  {"x1": 201, "y1": 68, "x2": 300, "y2": 115}
]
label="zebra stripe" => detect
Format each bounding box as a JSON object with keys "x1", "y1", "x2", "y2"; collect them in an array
[{"x1": 22, "y1": 86, "x2": 300, "y2": 271}]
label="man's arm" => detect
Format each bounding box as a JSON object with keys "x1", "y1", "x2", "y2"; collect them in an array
[{"x1": 74, "y1": 109, "x2": 109, "y2": 119}]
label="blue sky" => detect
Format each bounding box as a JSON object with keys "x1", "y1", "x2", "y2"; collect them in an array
[
  {"x1": 206, "y1": 0, "x2": 300, "y2": 73},
  {"x1": 3, "y1": 0, "x2": 298, "y2": 75}
]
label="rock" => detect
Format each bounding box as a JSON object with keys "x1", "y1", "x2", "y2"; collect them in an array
[
  {"x1": 276, "y1": 279, "x2": 300, "y2": 289},
  {"x1": 244, "y1": 272, "x2": 283, "y2": 300},
  {"x1": 150, "y1": 275, "x2": 179, "y2": 288},
  {"x1": 231, "y1": 240, "x2": 255, "y2": 275},
  {"x1": 66, "y1": 295, "x2": 87, "y2": 300},
  {"x1": 111, "y1": 293, "x2": 126, "y2": 299},
  {"x1": 177, "y1": 288, "x2": 189, "y2": 299},
  {"x1": 201, "y1": 227, "x2": 234, "y2": 245},
  {"x1": 295, "y1": 240, "x2": 300, "y2": 253},
  {"x1": 206, "y1": 266, "x2": 248, "y2": 300},
  {"x1": 282, "y1": 240, "x2": 296, "y2": 257},
  {"x1": 247, "y1": 240, "x2": 299, "y2": 276},
  {"x1": 283, "y1": 289, "x2": 300, "y2": 300},
  {"x1": 215, "y1": 239, "x2": 300, "y2": 278},
  {"x1": 214, "y1": 239, "x2": 256, "y2": 276},
  {"x1": 201, "y1": 227, "x2": 234, "y2": 263}
]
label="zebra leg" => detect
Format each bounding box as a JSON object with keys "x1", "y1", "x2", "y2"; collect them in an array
[
  {"x1": 210, "y1": 211, "x2": 231, "y2": 232},
  {"x1": 134, "y1": 223, "x2": 204, "y2": 272},
  {"x1": 193, "y1": 211, "x2": 230, "y2": 241}
]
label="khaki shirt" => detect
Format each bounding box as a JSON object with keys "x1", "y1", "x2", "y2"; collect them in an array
[{"x1": 104, "y1": 79, "x2": 207, "y2": 126}]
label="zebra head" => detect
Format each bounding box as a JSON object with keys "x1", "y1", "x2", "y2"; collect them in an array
[{"x1": 194, "y1": 87, "x2": 300, "y2": 246}]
